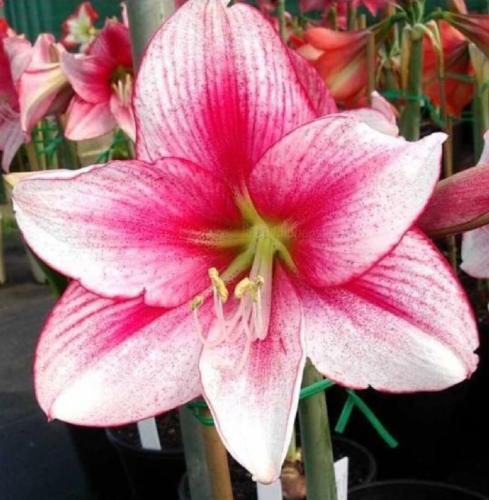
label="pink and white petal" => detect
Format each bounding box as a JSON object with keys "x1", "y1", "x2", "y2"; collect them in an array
[
  {"x1": 419, "y1": 162, "x2": 489, "y2": 237},
  {"x1": 3, "y1": 36, "x2": 33, "y2": 87},
  {"x1": 0, "y1": 109, "x2": 24, "y2": 172},
  {"x1": 110, "y1": 93, "x2": 136, "y2": 142},
  {"x1": 64, "y1": 96, "x2": 116, "y2": 141},
  {"x1": 200, "y1": 267, "x2": 305, "y2": 483},
  {"x1": 88, "y1": 20, "x2": 132, "y2": 68},
  {"x1": 303, "y1": 230, "x2": 478, "y2": 391},
  {"x1": 60, "y1": 52, "x2": 111, "y2": 104},
  {"x1": 13, "y1": 158, "x2": 239, "y2": 307},
  {"x1": 36, "y1": 282, "x2": 207, "y2": 426},
  {"x1": 461, "y1": 226, "x2": 489, "y2": 278},
  {"x1": 134, "y1": 0, "x2": 317, "y2": 183},
  {"x1": 288, "y1": 49, "x2": 338, "y2": 117},
  {"x1": 479, "y1": 129, "x2": 489, "y2": 164},
  {"x1": 249, "y1": 115, "x2": 446, "y2": 287},
  {"x1": 19, "y1": 63, "x2": 70, "y2": 134},
  {"x1": 342, "y1": 92, "x2": 399, "y2": 136}
]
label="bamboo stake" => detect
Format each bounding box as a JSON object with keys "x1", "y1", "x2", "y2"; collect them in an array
[
  {"x1": 366, "y1": 31, "x2": 376, "y2": 104},
  {"x1": 201, "y1": 409, "x2": 234, "y2": 500}
]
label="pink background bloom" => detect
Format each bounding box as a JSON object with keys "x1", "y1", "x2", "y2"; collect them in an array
[{"x1": 61, "y1": 19, "x2": 135, "y2": 142}]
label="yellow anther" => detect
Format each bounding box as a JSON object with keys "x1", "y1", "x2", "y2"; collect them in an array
[
  {"x1": 190, "y1": 295, "x2": 204, "y2": 311},
  {"x1": 234, "y1": 276, "x2": 265, "y2": 301},
  {"x1": 208, "y1": 267, "x2": 229, "y2": 303},
  {"x1": 234, "y1": 277, "x2": 253, "y2": 299}
]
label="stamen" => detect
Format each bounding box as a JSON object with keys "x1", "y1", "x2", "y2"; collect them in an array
[{"x1": 208, "y1": 267, "x2": 229, "y2": 303}]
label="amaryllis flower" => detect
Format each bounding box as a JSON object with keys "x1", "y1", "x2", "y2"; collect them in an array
[
  {"x1": 61, "y1": 19, "x2": 135, "y2": 142},
  {"x1": 419, "y1": 131, "x2": 489, "y2": 239},
  {"x1": 444, "y1": 10, "x2": 489, "y2": 59},
  {"x1": 15, "y1": 34, "x2": 73, "y2": 136},
  {"x1": 423, "y1": 21, "x2": 473, "y2": 118},
  {"x1": 62, "y1": 1, "x2": 99, "y2": 52},
  {"x1": 296, "y1": 27, "x2": 371, "y2": 108},
  {"x1": 0, "y1": 29, "x2": 29, "y2": 171},
  {"x1": 420, "y1": 131, "x2": 489, "y2": 277},
  {"x1": 13, "y1": 0, "x2": 478, "y2": 483}
]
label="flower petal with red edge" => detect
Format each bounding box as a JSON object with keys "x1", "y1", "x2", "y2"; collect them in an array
[
  {"x1": 249, "y1": 115, "x2": 445, "y2": 287},
  {"x1": 303, "y1": 230, "x2": 478, "y2": 391},
  {"x1": 64, "y1": 96, "x2": 116, "y2": 141},
  {"x1": 0, "y1": 106, "x2": 24, "y2": 172},
  {"x1": 134, "y1": 0, "x2": 317, "y2": 183},
  {"x1": 288, "y1": 49, "x2": 338, "y2": 117},
  {"x1": 35, "y1": 282, "x2": 207, "y2": 426},
  {"x1": 13, "y1": 158, "x2": 239, "y2": 307},
  {"x1": 200, "y1": 266, "x2": 305, "y2": 483},
  {"x1": 419, "y1": 162, "x2": 489, "y2": 237},
  {"x1": 61, "y1": 52, "x2": 111, "y2": 104}
]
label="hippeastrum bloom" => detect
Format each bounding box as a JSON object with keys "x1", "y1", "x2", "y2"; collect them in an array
[
  {"x1": 422, "y1": 21, "x2": 473, "y2": 118},
  {"x1": 296, "y1": 27, "x2": 372, "y2": 108},
  {"x1": 444, "y1": 10, "x2": 489, "y2": 59},
  {"x1": 16, "y1": 34, "x2": 72, "y2": 136},
  {"x1": 61, "y1": 19, "x2": 135, "y2": 142},
  {"x1": 13, "y1": 0, "x2": 478, "y2": 483},
  {"x1": 419, "y1": 131, "x2": 489, "y2": 238},
  {"x1": 420, "y1": 131, "x2": 489, "y2": 278},
  {"x1": 62, "y1": 1, "x2": 99, "y2": 52},
  {"x1": 0, "y1": 29, "x2": 30, "y2": 171}
]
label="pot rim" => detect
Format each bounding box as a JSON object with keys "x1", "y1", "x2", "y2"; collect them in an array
[{"x1": 349, "y1": 479, "x2": 488, "y2": 499}]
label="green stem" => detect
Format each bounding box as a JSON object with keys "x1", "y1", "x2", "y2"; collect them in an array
[
  {"x1": 473, "y1": 81, "x2": 489, "y2": 161},
  {"x1": 299, "y1": 361, "x2": 337, "y2": 500},
  {"x1": 277, "y1": 0, "x2": 286, "y2": 42},
  {"x1": 179, "y1": 407, "x2": 213, "y2": 500},
  {"x1": 399, "y1": 28, "x2": 424, "y2": 141},
  {"x1": 126, "y1": 0, "x2": 175, "y2": 69}
]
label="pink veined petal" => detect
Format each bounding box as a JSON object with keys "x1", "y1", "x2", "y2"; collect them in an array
[
  {"x1": 64, "y1": 96, "x2": 116, "y2": 141},
  {"x1": 88, "y1": 20, "x2": 132, "y2": 68},
  {"x1": 134, "y1": 0, "x2": 317, "y2": 183},
  {"x1": 419, "y1": 162, "x2": 489, "y2": 237},
  {"x1": 287, "y1": 49, "x2": 338, "y2": 117},
  {"x1": 20, "y1": 64, "x2": 70, "y2": 134},
  {"x1": 61, "y1": 52, "x2": 111, "y2": 104},
  {"x1": 461, "y1": 225, "x2": 489, "y2": 278},
  {"x1": 110, "y1": 93, "x2": 136, "y2": 142},
  {"x1": 200, "y1": 266, "x2": 305, "y2": 483},
  {"x1": 302, "y1": 230, "x2": 478, "y2": 392},
  {"x1": 248, "y1": 115, "x2": 446, "y2": 287},
  {"x1": 13, "y1": 158, "x2": 240, "y2": 307},
  {"x1": 3, "y1": 35, "x2": 33, "y2": 88},
  {"x1": 342, "y1": 91, "x2": 399, "y2": 136},
  {"x1": 35, "y1": 281, "x2": 207, "y2": 426},
  {"x1": 0, "y1": 105, "x2": 24, "y2": 172}
]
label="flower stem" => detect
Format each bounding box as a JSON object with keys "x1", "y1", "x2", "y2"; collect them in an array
[
  {"x1": 179, "y1": 407, "x2": 213, "y2": 500},
  {"x1": 126, "y1": 0, "x2": 176, "y2": 68},
  {"x1": 299, "y1": 360, "x2": 337, "y2": 500},
  {"x1": 201, "y1": 409, "x2": 234, "y2": 500},
  {"x1": 277, "y1": 0, "x2": 286, "y2": 42},
  {"x1": 399, "y1": 26, "x2": 424, "y2": 141}
]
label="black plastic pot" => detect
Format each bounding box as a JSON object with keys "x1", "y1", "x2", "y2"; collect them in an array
[
  {"x1": 349, "y1": 480, "x2": 489, "y2": 500},
  {"x1": 106, "y1": 427, "x2": 185, "y2": 500},
  {"x1": 333, "y1": 436, "x2": 377, "y2": 488}
]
